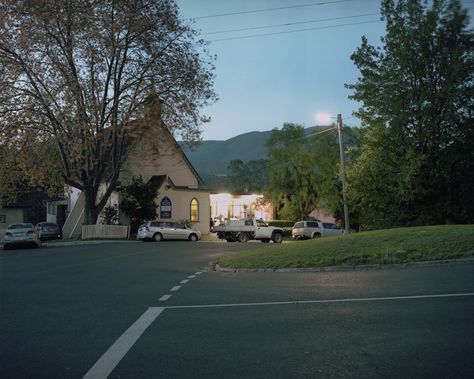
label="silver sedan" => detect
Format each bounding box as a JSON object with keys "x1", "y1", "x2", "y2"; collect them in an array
[
  {"x1": 137, "y1": 221, "x2": 201, "y2": 242},
  {"x1": 2, "y1": 223, "x2": 41, "y2": 249}
]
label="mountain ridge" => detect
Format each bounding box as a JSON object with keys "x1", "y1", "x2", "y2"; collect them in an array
[{"x1": 180, "y1": 126, "x2": 337, "y2": 185}]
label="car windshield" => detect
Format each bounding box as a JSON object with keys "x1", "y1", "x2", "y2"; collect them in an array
[
  {"x1": 256, "y1": 220, "x2": 268, "y2": 227},
  {"x1": 9, "y1": 223, "x2": 33, "y2": 229}
]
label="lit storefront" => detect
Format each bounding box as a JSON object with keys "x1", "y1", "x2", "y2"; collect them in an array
[{"x1": 210, "y1": 193, "x2": 273, "y2": 225}]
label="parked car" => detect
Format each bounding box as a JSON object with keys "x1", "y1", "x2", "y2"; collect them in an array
[
  {"x1": 213, "y1": 218, "x2": 283, "y2": 243},
  {"x1": 137, "y1": 221, "x2": 201, "y2": 242},
  {"x1": 2, "y1": 223, "x2": 41, "y2": 249},
  {"x1": 36, "y1": 222, "x2": 62, "y2": 241},
  {"x1": 292, "y1": 220, "x2": 344, "y2": 240}
]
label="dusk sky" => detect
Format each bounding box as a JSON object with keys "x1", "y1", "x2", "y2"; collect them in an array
[{"x1": 176, "y1": 0, "x2": 474, "y2": 141}]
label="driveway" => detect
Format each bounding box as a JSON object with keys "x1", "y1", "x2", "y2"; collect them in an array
[{"x1": 1, "y1": 241, "x2": 474, "y2": 378}]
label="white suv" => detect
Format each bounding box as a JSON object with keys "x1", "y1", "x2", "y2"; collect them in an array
[
  {"x1": 137, "y1": 221, "x2": 201, "y2": 242},
  {"x1": 292, "y1": 220, "x2": 344, "y2": 240}
]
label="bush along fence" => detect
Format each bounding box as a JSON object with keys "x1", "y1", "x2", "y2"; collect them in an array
[{"x1": 82, "y1": 225, "x2": 130, "y2": 240}]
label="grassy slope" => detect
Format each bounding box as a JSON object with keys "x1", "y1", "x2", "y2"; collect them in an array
[{"x1": 217, "y1": 225, "x2": 474, "y2": 269}]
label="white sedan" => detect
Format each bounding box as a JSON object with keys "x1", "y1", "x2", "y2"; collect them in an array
[
  {"x1": 137, "y1": 221, "x2": 201, "y2": 242},
  {"x1": 2, "y1": 223, "x2": 41, "y2": 249}
]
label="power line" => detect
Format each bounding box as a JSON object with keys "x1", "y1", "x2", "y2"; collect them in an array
[
  {"x1": 202, "y1": 13, "x2": 380, "y2": 35},
  {"x1": 191, "y1": 0, "x2": 352, "y2": 20},
  {"x1": 239, "y1": 126, "x2": 340, "y2": 174},
  {"x1": 293, "y1": 126, "x2": 338, "y2": 142},
  {"x1": 209, "y1": 20, "x2": 382, "y2": 42}
]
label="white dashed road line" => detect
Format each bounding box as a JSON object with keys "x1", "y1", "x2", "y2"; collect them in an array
[
  {"x1": 83, "y1": 271, "x2": 206, "y2": 378},
  {"x1": 83, "y1": 291, "x2": 474, "y2": 379},
  {"x1": 82, "y1": 307, "x2": 164, "y2": 379},
  {"x1": 159, "y1": 295, "x2": 172, "y2": 302}
]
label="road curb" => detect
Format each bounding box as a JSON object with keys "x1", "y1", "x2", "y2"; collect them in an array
[
  {"x1": 214, "y1": 257, "x2": 474, "y2": 273},
  {"x1": 0, "y1": 240, "x2": 139, "y2": 249}
]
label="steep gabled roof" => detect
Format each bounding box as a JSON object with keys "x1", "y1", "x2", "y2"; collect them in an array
[
  {"x1": 148, "y1": 175, "x2": 208, "y2": 192},
  {"x1": 160, "y1": 127, "x2": 205, "y2": 187}
]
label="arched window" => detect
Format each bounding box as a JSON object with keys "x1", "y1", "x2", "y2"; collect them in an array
[{"x1": 190, "y1": 198, "x2": 199, "y2": 222}]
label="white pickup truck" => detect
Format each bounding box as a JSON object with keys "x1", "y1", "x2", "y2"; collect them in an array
[{"x1": 213, "y1": 219, "x2": 284, "y2": 243}]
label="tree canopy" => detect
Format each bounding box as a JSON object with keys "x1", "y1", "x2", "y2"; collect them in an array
[
  {"x1": 0, "y1": 0, "x2": 216, "y2": 224},
  {"x1": 346, "y1": 0, "x2": 474, "y2": 229},
  {"x1": 265, "y1": 123, "x2": 345, "y2": 221},
  {"x1": 227, "y1": 159, "x2": 268, "y2": 192},
  {"x1": 119, "y1": 175, "x2": 159, "y2": 233}
]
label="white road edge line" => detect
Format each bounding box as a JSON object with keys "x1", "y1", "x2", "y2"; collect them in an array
[
  {"x1": 82, "y1": 307, "x2": 164, "y2": 379},
  {"x1": 195, "y1": 272, "x2": 202, "y2": 275},
  {"x1": 165, "y1": 292, "x2": 474, "y2": 310},
  {"x1": 180, "y1": 279, "x2": 189, "y2": 284},
  {"x1": 170, "y1": 286, "x2": 181, "y2": 292},
  {"x1": 187, "y1": 275, "x2": 196, "y2": 279},
  {"x1": 159, "y1": 295, "x2": 172, "y2": 301}
]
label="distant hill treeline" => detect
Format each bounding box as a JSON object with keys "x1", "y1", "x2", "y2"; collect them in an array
[{"x1": 180, "y1": 126, "x2": 335, "y2": 189}]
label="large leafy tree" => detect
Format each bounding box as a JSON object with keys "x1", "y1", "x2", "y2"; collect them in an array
[
  {"x1": 265, "y1": 123, "x2": 342, "y2": 221},
  {"x1": 346, "y1": 0, "x2": 474, "y2": 229},
  {"x1": 0, "y1": 137, "x2": 64, "y2": 224},
  {"x1": 0, "y1": 137, "x2": 63, "y2": 202},
  {"x1": 0, "y1": 0, "x2": 216, "y2": 224},
  {"x1": 227, "y1": 159, "x2": 268, "y2": 192},
  {"x1": 119, "y1": 176, "x2": 159, "y2": 234}
]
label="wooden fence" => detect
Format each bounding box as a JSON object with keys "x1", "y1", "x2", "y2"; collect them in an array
[{"x1": 82, "y1": 225, "x2": 130, "y2": 240}]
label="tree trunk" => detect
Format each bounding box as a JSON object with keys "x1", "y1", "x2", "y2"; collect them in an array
[{"x1": 83, "y1": 189, "x2": 101, "y2": 225}]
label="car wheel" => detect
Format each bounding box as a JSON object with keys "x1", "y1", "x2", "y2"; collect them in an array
[
  {"x1": 237, "y1": 232, "x2": 249, "y2": 243},
  {"x1": 312, "y1": 233, "x2": 321, "y2": 239},
  {"x1": 271, "y1": 232, "x2": 283, "y2": 243},
  {"x1": 153, "y1": 233, "x2": 163, "y2": 242},
  {"x1": 188, "y1": 233, "x2": 198, "y2": 242}
]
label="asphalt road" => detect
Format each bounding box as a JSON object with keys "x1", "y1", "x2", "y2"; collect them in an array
[{"x1": 1, "y1": 241, "x2": 474, "y2": 379}]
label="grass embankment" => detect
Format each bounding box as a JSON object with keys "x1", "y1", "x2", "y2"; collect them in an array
[{"x1": 217, "y1": 225, "x2": 474, "y2": 270}]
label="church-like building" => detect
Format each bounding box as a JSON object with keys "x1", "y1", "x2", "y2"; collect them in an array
[{"x1": 48, "y1": 125, "x2": 211, "y2": 238}]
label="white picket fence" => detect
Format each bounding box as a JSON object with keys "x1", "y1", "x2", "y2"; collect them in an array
[{"x1": 82, "y1": 225, "x2": 130, "y2": 240}]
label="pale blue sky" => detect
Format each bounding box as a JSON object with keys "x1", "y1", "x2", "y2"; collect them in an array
[{"x1": 176, "y1": 0, "x2": 474, "y2": 140}]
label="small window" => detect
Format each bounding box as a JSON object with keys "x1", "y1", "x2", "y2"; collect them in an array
[
  {"x1": 190, "y1": 198, "x2": 199, "y2": 222},
  {"x1": 245, "y1": 219, "x2": 253, "y2": 226},
  {"x1": 294, "y1": 222, "x2": 304, "y2": 228},
  {"x1": 175, "y1": 223, "x2": 186, "y2": 229},
  {"x1": 307, "y1": 222, "x2": 319, "y2": 228},
  {"x1": 150, "y1": 221, "x2": 161, "y2": 227},
  {"x1": 323, "y1": 223, "x2": 336, "y2": 229},
  {"x1": 160, "y1": 197, "x2": 172, "y2": 219},
  {"x1": 256, "y1": 220, "x2": 268, "y2": 228}
]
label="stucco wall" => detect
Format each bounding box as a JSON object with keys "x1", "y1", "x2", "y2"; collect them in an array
[
  {"x1": 122, "y1": 133, "x2": 198, "y2": 188},
  {"x1": 157, "y1": 186, "x2": 210, "y2": 235},
  {"x1": 0, "y1": 208, "x2": 25, "y2": 239}
]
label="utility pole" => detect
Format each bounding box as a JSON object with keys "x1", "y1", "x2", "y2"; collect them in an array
[{"x1": 337, "y1": 114, "x2": 350, "y2": 234}]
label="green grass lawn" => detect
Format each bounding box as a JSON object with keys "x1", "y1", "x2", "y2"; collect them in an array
[{"x1": 217, "y1": 225, "x2": 474, "y2": 269}]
